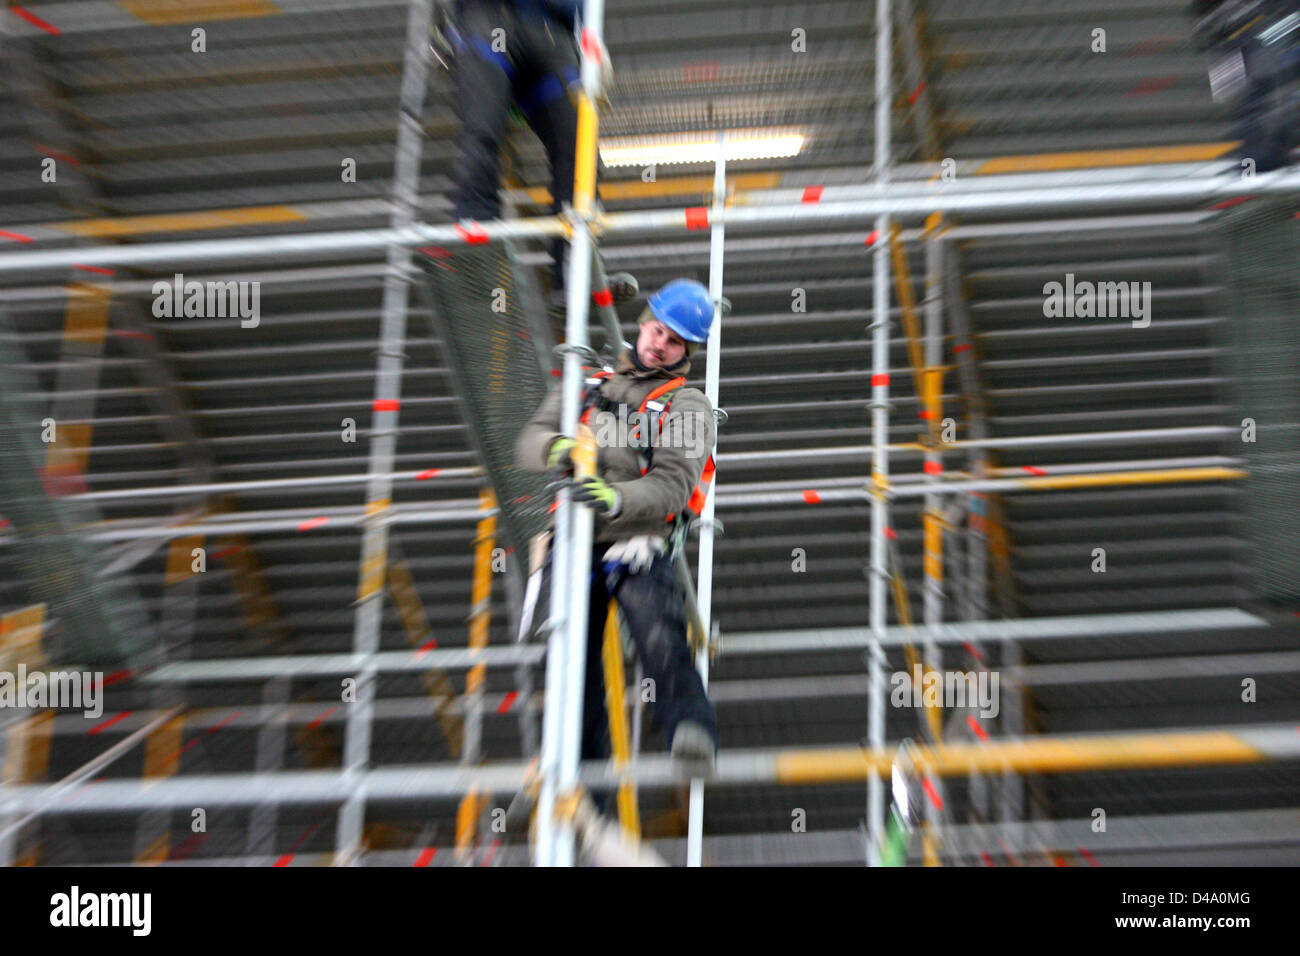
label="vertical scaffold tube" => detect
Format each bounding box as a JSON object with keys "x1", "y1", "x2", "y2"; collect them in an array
[
  {"x1": 534, "y1": 0, "x2": 605, "y2": 867},
  {"x1": 687, "y1": 128, "x2": 727, "y2": 868},
  {"x1": 867, "y1": 0, "x2": 893, "y2": 868},
  {"x1": 336, "y1": 0, "x2": 433, "y2": 866}
]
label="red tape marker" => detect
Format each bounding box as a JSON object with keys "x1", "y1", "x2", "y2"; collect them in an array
[
  {"x1": 885, "y1": 527, "x2": 897, "y2": 540},
  {"x1": 413, "y1": 847, "x2": 437, "y2": 867},
  {"x1": 372, "y1": 399, "x2": 401, "y2": 412},
  {"x1": 88, "y1": 711, "x2": 134, "y2": 736},
  {"x1": 907, "y1": 81, "x2": 926, "y2": 106},
  {"x1": 923, "y1": 461, "x2": 943, "y2": 476},
  {"x1": 801, "y1": 489, "x2": 822, "y2": 504},
  {"x1": 415, "y1": 468, "x2": 442, "y2": 480},
  {"x1": 1124, "y1": 76, "x2": 1176, "y2": 97},
  {"x1": 801, "y1": 186, "x2": 824, "y2": 204},
  {"x1": 961, "y1": 640, "x2": 985, "y2": 662},
  {"x1": 273, "y1": 855, "x2": 294, "y2": 867},
  {"x1": 11, "y1": 5, "x2": 60, "y2": 34},
  {"x1": 101, "y1": 670, "x2": 134, "y2": 688},
  {"x1": 454, "y1": 222, "x2": 489, "y2": 244},
  {"x1": 592, "y1": 288, "x2": 613, "y2": 307},
  {"x1": 864, "y1": 230, "x2": 879, "y2": 246},
  {"x1": 415, "y1": 639, "x2": 438, "y2": 661},
  {"x1": 966, "y1": 715, "x2": 989, "y2": 741},
  {"x1": 871, "y1": 374, "x2": 889, "y2": 387},
  {"x1": 684, "y1": 207, "x2": 709, "y2": 230},
  {"x1": 980, "y1": 852, "x2": 996, "y2": 867},
  {"x1": 297, "y1": 516, "x2": 330, "y2": 532},
  {"x1": 1023, "y1": 466, "x2": 1047, "y2": 476},
  {"x1": 207, "y1": 711, "x2": 243, "y2": 734},
  {"x1": 1077, "y1": 847, "x2": 1100, "y2": 867},
  {"x1": 307, "y1": 706, "x2": 338, "y2": 731},
  {"x1": 74, "y1": 264, "x2": 113, "y2": 275},
  {"x1": 497, "y1": 690, "x2": 519, "y2": 714},
  {"x1": 580, "y1": 29, "x2": 601, "y2": 64},
  {"x1": 953, "y1": 343, "x2": 971, "y2": 353},
  {"x1": 921, "y1": 777, "x2": 945, "y2": 811},
  {"x1": 1210, "y1": 196, "x2": 1254, "y2": 210},
  {"x1": 0, "y1": 231, "x2": 34, "y2": 244},
  {"x1": 37, "y1": 147, "x2": 80, "y2": 165}
]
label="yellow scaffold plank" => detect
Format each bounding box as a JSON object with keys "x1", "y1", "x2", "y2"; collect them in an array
[
  {"x1": 119, "y1": 0, "x2": 281, "y2": 26},
  {"x1": 56, "y1": 205, "x2": 306, "y2": 238},
  {"x1": 976, "y1": 142, "x2": 1238, "y2": 174}
]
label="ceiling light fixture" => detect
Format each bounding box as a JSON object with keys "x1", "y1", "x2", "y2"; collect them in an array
[{"x1": 599, "y1": 128, "x2": 806, "y2": 167}]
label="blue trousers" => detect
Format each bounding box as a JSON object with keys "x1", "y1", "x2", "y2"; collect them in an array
[{"x1": 538, "y1": 541, "x2": 717, "y2": 763}]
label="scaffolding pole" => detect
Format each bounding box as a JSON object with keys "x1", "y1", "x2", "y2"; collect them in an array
[
  {"x1": 535, "y1": 0, "x2": 605, "y2": 868},
  {"x1": 5, "y1": 723, "x2": 1294, "y2": 814},
  {"x1": 335, "y1": 0, "x2": 433, "y2": 866},
  {"x1": 3, "y1": 171, "x2": 1300, "y2": 275},
  {"x1": 687, "y1": 129, "x2": 727, "y2": 868},
  {"x1": 866, "y1": 0, "x2": 893, "y2": 868}
]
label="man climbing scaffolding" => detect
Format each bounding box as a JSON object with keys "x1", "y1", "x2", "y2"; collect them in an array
[{"x1": 517, "y1": 278, "x2": 720, "y2": 781}]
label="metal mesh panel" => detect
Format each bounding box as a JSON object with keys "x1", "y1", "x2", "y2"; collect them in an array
[
  {"x1": 0, "y1": 323, "x2": 155, "y2": 667},
  {"x1": 1218, "y1": 198, "x2": 1300, "y2": 603},
  {"x1": 418, "y1": 242, "x2": 556, "y2": 556}
]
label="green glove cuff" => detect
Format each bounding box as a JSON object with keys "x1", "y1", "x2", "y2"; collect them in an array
[
  {"x1": 574, "y1": 477, "x2": 621, "y2": 516},
  {"x1": 546, "y1": 436, "x2": 576, "y2": 469}
]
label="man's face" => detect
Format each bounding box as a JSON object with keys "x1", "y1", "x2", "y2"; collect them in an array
[{"x1": 636, "y1": 318, "x2": 688, "y2": 368}]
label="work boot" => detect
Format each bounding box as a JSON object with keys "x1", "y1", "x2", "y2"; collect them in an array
[{"x1": 670, "y1": 721, "x2": 716, "y2": 781}]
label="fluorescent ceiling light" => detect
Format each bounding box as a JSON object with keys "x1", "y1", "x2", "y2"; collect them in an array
[{"x1": 599, "y1": 128, "x2": 806, "y2": 168}]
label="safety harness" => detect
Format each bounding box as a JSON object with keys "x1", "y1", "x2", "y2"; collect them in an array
[{"x1": 579, "y1": 367, "x2": 716, "y2": 550}]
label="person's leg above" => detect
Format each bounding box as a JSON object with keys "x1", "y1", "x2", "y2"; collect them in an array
[{"x1": 448, "y1": 0, "x2": 520, "y2": 222}]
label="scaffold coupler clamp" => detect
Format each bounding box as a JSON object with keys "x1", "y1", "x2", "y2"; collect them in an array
[{"x1": 553, "y1": 342, "x2": 600, "y2": 366}]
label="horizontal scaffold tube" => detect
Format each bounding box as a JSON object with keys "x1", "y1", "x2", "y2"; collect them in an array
[
  {"x1": 1, "y1": 723, "x2": 1293, "y2": 813},
  {"x1": 115, "y1": 608, "x2": 1264, "y2": 683},
  {"x1": 1, "y1": 170, "x2": 1298, "y2": 274}
]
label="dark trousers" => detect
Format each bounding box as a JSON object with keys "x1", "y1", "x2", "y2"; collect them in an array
[
  {"x1": 539, "y1": 541, "x2": 717, "y2": 763},
  {"x1": 448, "y1": 0, "x2": 605, "y2": 293}
]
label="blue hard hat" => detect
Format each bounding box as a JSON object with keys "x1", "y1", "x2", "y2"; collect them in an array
[{"x1": 647, "y1": 279, "x2": 715, "y2": 344}]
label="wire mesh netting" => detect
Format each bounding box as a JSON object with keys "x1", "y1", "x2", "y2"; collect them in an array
[
  {"x1": 1218, "y1": 197, "x2": 1300, "y2": 604},
  {"x1": 0, "y1": 320, "x2": 155, "y2": 667},
  {"x1": 418, "y1": 241, "x2": 557, "y2": 557}
]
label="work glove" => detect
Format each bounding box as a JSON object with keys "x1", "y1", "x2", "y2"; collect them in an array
[
  {"x1": 603, "y1": 535, "x2": 665, "y2": 575},
  {"x1": 569, "y1": 475, "x2": 621, "y2": 516},
  {"x1": 546, "y1": 436, "x2": 576, "y2": 472}
]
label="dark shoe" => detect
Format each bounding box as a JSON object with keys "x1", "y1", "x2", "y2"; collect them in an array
[
  {"x1": 605, "y1": 271, "x2": 639, "y2": 305},
  {"x1": 670, "y1": 721, "x2": 716, "y2": 781}
]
